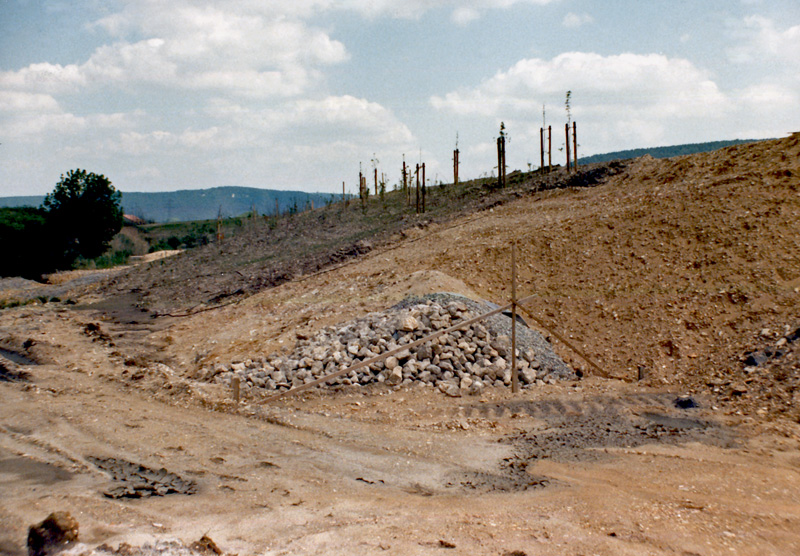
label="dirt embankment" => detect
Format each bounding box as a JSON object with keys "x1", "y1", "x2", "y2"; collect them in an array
[{"x1": 1, "y1": 134, "x2": 799, "y2": 555}]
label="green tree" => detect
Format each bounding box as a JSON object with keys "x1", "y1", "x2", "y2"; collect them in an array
[
  {"x1": 43, "y1": 169, "x2": 123, "y2": 263},
  {"x1": 0, "y1": 207, "x2": 51, "y2": 279}
]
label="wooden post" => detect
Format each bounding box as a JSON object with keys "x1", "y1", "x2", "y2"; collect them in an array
[
  {"x1": 232, "y1": 376, "x2": 240, "y2": 403},
  {"x1": 565, "y1": 123, "x2": 571, "y2": 172},
  {"x1": 415, "y1": 163, "x2": 420, "y2": 214},
  {"x1": 374, "y1": 168, "x2": 378, "y2": 196},
  {"x1": 402, "y1": 158, "x2": 408, "y2": 205},
  {"x1": 540, "y1": 128, "x2": 545, "y2": 173},
  {"x1": 511, "y1": 243, "x2": 519, "y2": 393},
  {"x1": 421, "y1": 162, "x2": 426, "y2": 213},
  {"x1": 454, "y1": 149, "x2": 459, "y2": 186},
  {"x1": 497, "y1": 137, "x2": 503, "y2": 188},
  {"x1": 502, "y1": 136, "x2": 507, "y2": 186},
  {"x1": 548, "y1": 125, "x2": 552, "y2": 172},
  {"x1": 573, "y1": 121, "x2": 578, "y2": 170}
]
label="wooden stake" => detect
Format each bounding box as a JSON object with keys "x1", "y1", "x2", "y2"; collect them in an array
[
  {"x1": 502, "y1": 136, "x2": 507, "y2": 187},
  {"x1": 565, "y1": 123, "x2": 571, "y2": 172},
  {"x1": 415, "y1": 163, "x2": 420, "y2": 214},
  {"x1": 540, "y1": 128, "x2": 545, "y2": 172},
  {"x1": 548, "y1": 125, "x2": 552, "y2": 172},
  {"x1": 573, "y1": 121, "x2": 578, "y2": 170},
  {"x1": 497, "y1": 137, "x2": 503, "y2": 188},
  {"x1": 511, "y1": 243, "x2": 519, "y2": 393},
  {"x1": 454, "y1": 149, "x2": 459, "y2": 186},
  {"x1": 232, "y1": 376, "x2": 240, "y2": 403},
  {"x1": 374, "y1": 168, "x2": 378, "y2": 196},
  {"x1": 421, "y1": 163, "x2": 426, "y2": 213}
]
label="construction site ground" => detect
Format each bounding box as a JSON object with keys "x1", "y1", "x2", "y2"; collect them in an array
[{"x1": 1, "y1": 134, "x2": 800, "y2": 555}]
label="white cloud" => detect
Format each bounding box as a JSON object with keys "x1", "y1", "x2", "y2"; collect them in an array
[
  {"x1": 432, "y1": 52, "x2": 730, "y2": 120},
  {"x1": 429, "y1": 51, "x2": 777, "y2": 169},
  {"x1": 0, "y1": 62, "x2": 86, "y2": 94},
  {"x1": 728, "y1": 16, "x2": 800, "y2": 66},
  {"x1": 452, "y1": 7, "x2": 481, "y2": 26},
  {"x1": 562, "y1": 12, "x2": 593, "y2": 28},
  {"x1": 0, "y1": 91, "x2": 61, "y2": 113},
  {"x1": 4, "y1": 4, "x2": 349, "y2": 99}
]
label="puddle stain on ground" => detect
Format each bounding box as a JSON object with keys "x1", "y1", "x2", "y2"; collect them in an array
[
  {"x1": 86, "y1": 456, "x2": 197, "y2": 499},
  {"x1": 445, "y1": 393, "x2": 736, "y2": 492},
  {"x1": 0, "y1": 453, "x2": 74, "y2": 486}
]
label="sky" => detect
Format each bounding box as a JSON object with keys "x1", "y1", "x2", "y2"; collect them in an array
[{"x1": 1, "y1": 0, "x2": 799, "y2": 196}]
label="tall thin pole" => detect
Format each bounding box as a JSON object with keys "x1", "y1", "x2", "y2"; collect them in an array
[
  {"x1": 573, "y1": 121, "x2": 578, "y2": 170},
  {"x1": 502, "y1": 137, "x2": 507, "y2": 187},
  {"x1": 497, "y1": 137, "x2": 503, "y2": 188},
  {"x1": 565, "y1": 123, "x2": 571, "y2": 172},
  {"x1": 415, "y1": 163, "x2": 420, "y2": 214},
  {"x1": 540, "y1": 128, "x2": 545, "y2": 172},
  {"x1": 454, "y1": 149, "x2": 459, "y2": 186},
  {"x1": 511, "y1": 243, "x2": 519, "y2": 393},
  {"x1": 548, "y1": 125, "x2": 552, "y2": 172},
  {"x1": 421, "y1": 162, "x2": 426, "y2": 213}
]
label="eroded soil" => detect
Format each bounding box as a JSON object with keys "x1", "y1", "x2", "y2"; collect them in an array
[{"x1": 2, "y1": 135, "x2": 800, "y2": 555}]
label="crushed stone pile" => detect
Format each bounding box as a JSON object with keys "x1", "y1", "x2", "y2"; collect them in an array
[{"x1": 202, "y1": 294, "x2": 575, "y2": 397}]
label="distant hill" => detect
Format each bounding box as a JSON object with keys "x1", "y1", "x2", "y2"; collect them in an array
[
  {"x1": 579, "y1": 139, "x2": 768, "y2": 165},
  {"x1": 0, "y1": 186, "x2": 345, "y2": 223}
]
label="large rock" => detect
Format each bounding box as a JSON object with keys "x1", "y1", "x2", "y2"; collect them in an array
[{"x1": 28, "y1": 512, "x2": 79, "y2": 556}]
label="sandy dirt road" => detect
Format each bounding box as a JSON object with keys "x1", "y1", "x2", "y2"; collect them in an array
[{"x1": 1, "y1": 301, "x2": 799, "y2": 556}]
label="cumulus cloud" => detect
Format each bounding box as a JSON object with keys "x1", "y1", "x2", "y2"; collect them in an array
[
  {"x1": 429, "y1": 51, "x2": 770, "y2": 169},
  {"x1": 562, "y1": 12, "x2": 593, "y2": 28},
  {"x1": 431, "y1": 52, "x2": 730, "y2": 121},
  {"x1": 2, "y1": 3, "x2": 348, "y2": 99},
  {"x1": 0, "y1": 91, "x2": 61, "y2": 113},
  {"x1": 452, "y1": 7, "x2": 481, "y2": 26},
  {"x1": 728, "y1": 16, "x2": 800, "y2": 69}
]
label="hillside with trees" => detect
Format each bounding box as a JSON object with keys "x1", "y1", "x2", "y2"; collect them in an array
[{"x1": 0, "y1": 186, "x2": 343, "y2": 223}]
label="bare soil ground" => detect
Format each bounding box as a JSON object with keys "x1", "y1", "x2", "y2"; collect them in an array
[{"x1": 1, "y1": 134, "x2": 799, "y2": 555}]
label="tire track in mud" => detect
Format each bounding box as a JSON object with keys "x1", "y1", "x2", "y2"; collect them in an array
[{"x1": 455, "y1": 392, "x2": 679, "y2": 420}]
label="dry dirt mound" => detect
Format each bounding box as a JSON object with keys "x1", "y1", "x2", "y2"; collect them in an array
[{"x1": 112, "y1": 133, "x2": 799, "y2": 419}]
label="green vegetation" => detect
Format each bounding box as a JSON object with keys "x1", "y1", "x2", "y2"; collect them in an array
[
  {"x1": 44, "y1": 169, "x2": 123, "y2": 263},
  {"x1": 0, "y1": 169, "x2": 123, "y2": 279},
  {"x1": 0, "y1": 206, "x2": 51, "y2": 278}
]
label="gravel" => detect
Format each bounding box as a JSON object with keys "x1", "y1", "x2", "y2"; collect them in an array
[{"x1": 203, "y1": 293, "x2": 575, "y2": 397}]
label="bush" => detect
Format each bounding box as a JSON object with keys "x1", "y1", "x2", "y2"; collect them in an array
[{"x1": 0, "y1": 207, "x2": 53, "y2": 279}]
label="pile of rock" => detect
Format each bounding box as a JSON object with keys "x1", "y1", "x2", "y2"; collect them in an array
[{"x1": 203, "y1": 295, "x2": 574, "y2": 397}]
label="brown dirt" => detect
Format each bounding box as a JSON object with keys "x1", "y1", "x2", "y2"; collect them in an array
[{"x1": 1, "y1": 134, "x2": 799, "y2": 555}]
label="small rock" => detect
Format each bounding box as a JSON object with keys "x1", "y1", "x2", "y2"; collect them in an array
[
  {"x1": 399, "y1": 315, "x2": 419, "y2": 332},
  {"x1": 388, "y1": 367, "x2": 403, "y2": 385},
  {"x1": 730, "y1": 382, "x2": 748, "y2": 395},
  {"x1": 385, "y1": 356, "x2": 399, "y2": 370}
]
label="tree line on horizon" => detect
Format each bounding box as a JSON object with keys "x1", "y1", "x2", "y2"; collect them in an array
[{"x1": 0, "y1": 169, "x2": 123, "y2": 280}]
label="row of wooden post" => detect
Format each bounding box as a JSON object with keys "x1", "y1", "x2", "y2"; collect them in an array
[
  {"x1": 538, "y1": 122, "x2": 578, "y2": 173},
  {"x1": 339, "y1": 121, "x2": 577, "y2": 213}
]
